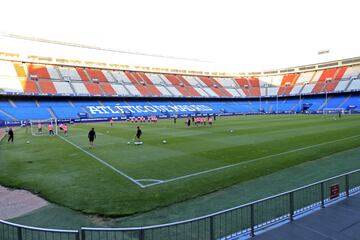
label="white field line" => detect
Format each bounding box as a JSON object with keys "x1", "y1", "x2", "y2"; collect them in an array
[
  {"x1": 57, "y1": 135, "x2": 145, "y2": 188},
  {"x1": 137, "y1": 179, "x2": 165, "y2": 184},
  {"x1": 143, "y1": 134, "x2": 360, "y2": 188}
]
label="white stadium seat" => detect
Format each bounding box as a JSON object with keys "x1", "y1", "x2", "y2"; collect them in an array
[
  {"x1": 183, "y1": 76, "x2": 201, "y2": 86},
  {"x1": 71, "y1": 82, "x2": 89, "y2": 94},
  {"x1": 267, "y1": 87, "x2": 279, "y2": 96},
  {"x1": 334, "y1": 81, "x2": 349, "y2": 92},
  {"x1": 53, "y1": 82, "x2": 74, "y2": 94},
  {"x1": 124, "y1": 84, "x2": 141, "y2": 96},
  {"x1": 342, "y1": 66, "x2": 360, "y2": 80},
  {"x1": 111, "y1": 71, "x2": 132, "y2": 83},
  {"x1": 156, "y1": 86, "x2": 173, "y2": 96},
  {"x1": 111, "y1": 84, "x2": 130, "y2": 95},
  {"x1": 0, "y1": 61, "x2": 23, "y2": 92},
  {"x1": 347, "y1": 79, "x2": 360, "y2": 91},
  {"x1": 226, "y1": 88, "x2": 242, "y2": 97},
  {"x1": 58, "y1": 67, "x2": 81, "y2": 81},
  {"x1": 202, "y1": 87, "x2": 218, "y2": 97},
  {"x1": 102, "y1": 70, "x2": 116, "y2": 82},
  {"x1": 301, "y1": 84, "x2": 315, "y2": 94},
  {"x1": 166, "y1": 86, "x2": 183, "y2": 96},
  {"x1": 145, "y1": 73, "x2": 164, "y2": 84},
  {"x1": 297, "y1": 71, "x2": 315, "y2": 84},
  {"x1": 290, "y1": 85, "x2": 302, "y2": 95},
  {"x1": 46, "y1": 66, "x2": 61, "y2": 80}
]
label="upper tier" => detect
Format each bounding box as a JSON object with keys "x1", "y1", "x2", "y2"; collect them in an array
[{"x1": 0, "y1": 60, "x2": 359, "y2": 98}]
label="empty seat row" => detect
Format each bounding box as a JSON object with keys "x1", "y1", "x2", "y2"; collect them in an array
[{"x1": 0, "y1": 60, "x2": 360, "y2": 98}]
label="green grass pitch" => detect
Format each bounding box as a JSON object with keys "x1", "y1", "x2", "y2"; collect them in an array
[{"x1": 1, "y1": 114, "x2": 360, "y2": 217}]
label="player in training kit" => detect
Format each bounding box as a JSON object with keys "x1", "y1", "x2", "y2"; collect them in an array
[
  {"x1": 37, "y1": 123, "x2": 42, "y2": 133},
  {"x1": 135, "y1": 126, "x2": 142, "y2": 142},
  {"x1": 48, "y1": 124, "x2": 54, "y2": 136},
  {"x1": 63, "y1": 124, "x2": 68, "y2": 136},
  {"x1": 7, "y1": 128, "x2": 14, "y2": 143},
  {"x1": 88, "y1": 128, "x2": 96, "y2": 148}
]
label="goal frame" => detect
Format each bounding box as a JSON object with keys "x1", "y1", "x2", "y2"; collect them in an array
[
  {"x1": 29, "y1": 118, "x2": 58, "y2": 136},
  {"x1": 322, "y1": 108, "x2": 345, "y2": 115}
]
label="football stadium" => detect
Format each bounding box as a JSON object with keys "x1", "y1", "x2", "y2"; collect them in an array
[{"x1": 1, "y1": 0, "x2": 360, "y2": 239}]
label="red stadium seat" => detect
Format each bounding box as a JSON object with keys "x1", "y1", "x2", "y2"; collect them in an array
[
  {"x1": 235, "y1": 77, "x2": 250, "y2": 96},
  {"x1": 86, "y1": 68, "x2": 108, "y2": 82},
  {"x1": 100, "y1": 83, "x2": 117, "y2": 95},
  {"x1": 278, "y1": 74, "x2": 299, "y2": 95},
  {"x1": 28, "y1": 64, "x2": 51, "y2": 79},
  {"x1": 84, "y1": 82, "x2": 102, "y2": 94},
  {"x1": 76, "y1": 67, "x2": 90, "y2": 81},
  {"x1": 38, "y1": 81, "x2": 57, "y2": 94},
  {"x1": 198, "y1": 76, "x2": 232, "y2": 97}
]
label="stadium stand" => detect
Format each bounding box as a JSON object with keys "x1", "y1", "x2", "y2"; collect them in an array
[{"x1": 0, "y1": 58, "x2": 359, "y2": 123}]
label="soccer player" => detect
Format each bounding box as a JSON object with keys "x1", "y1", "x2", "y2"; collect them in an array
[
  {"x1": 88, "y1": 128, "x2": 96, "y2": 148},
  {"x1": 7, "y1": 128, "x2": 14, "y2": 143},
  {"x1": 63, "y1": 124, "x2": 68, "y2": 136},
  {"x1": 110, "y1": 119, "x2": 114, "y2": 127},
  {"x1": 48, "y1": 124, "x2": 54, "y2": 136},
  {"x1": 37, "y1": 123, "x2": 42, "y2": 133},
  {"x1": 208, "y1": 116, "x2": 213, "y2": 126},
  {"x1": 135, "y1": 126, "x2": 142, "y2": 142}
]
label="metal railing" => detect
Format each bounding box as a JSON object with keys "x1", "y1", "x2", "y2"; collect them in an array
[{"x1": 1, "y1": 169, "x2": 360, "y2": 240}]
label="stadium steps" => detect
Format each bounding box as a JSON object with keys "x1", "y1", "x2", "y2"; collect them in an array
[
  {"x1": 108, "y1": 71, "x2": 118, "y2": 82},
  {"x1": 68, "y1": 82, "x2": 78, "y2": 95},
  {"x1": 290, "y1": 101, "x2": 300, "y2": 111},
  {"x1": 33, "y1": 80, "x2": 42, "y2": 93},
  {"x1": 54, "y1": 67, "x2": 64, "y2": 80},
  {"x1": 8, "y1": 99, "x2": 16, "y2": 108},
  {"x1": 81, "y1": 107, "x2": 92, "y2": 117},
  {"x1": 344, "y1": 77, "x2": 356, "y2": 92},
  {"x1": 317, "y1": 96, "x2": 333, "y2": 111},
  {"x1": 0, "y1": 109, "x2": 16, "y2": 121},
  {"x1": 247, "y1": 101, "x2": 257, "y2": 112},
  {"x1": 337, "y1": 95, "x2": 351, "y2": 108},
  {"x1": 307, "y1": 71, "x2": 317, "y2": 84},
  {"x1": 68, "y1": 100, "x2": 75, "y2": 107},
  {"x1": 48, "y1": 108, "x2": 56, "y2": 119},
  {"x1": 297, "y1": 83, "x2": 308, "y2": 94}
]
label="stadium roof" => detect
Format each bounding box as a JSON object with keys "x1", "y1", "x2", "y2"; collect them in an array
[{"x1": 1, "y1": 0, "x2": 359, "y2": 72}]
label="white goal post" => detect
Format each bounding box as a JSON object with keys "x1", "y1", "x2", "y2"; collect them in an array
[
  {"x1": 322, "y1": 108, "x2": 345, "y2": 115},
  {"x1": 30, "y1": 118, "x2": 58, "y2": 136}
]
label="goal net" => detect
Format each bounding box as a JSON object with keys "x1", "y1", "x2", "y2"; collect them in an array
[
  {"x1": 322, "y1": 108, "x2": 345, "y2": 115},
  {"x1": 30, "y1": 118, "x2": 58, "y2": 136}
]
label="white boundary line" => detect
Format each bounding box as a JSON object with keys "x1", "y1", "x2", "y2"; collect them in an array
[
  {"x1": 143, "y1": 134, "x2": 360, "y2": 187},
  {"x1": 58, "y1": 134, "x2": 360, "y2": 189},
  {"x1": 57, "y1": 135, "x2": 145, "y2": 188}
]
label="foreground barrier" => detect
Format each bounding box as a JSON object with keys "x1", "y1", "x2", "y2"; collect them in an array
[{"x1": 1, "y1": 169, "x2": 360, "y2": 240}]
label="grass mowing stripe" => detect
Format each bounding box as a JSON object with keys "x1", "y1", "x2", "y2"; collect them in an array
[
  {"x1": 143, "y1": 134, "x2": 360, "y2": 187},
  {"x1": 57, "y1": 135, "x2": 144, "y2": 188}
]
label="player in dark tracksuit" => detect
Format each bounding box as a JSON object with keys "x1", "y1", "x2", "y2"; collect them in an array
[
  {"x1": 88, "y1": 128, "x2": 96, "y2": 148},
  {"x1": 136, "y1": 126, "x2": 142, "y2": 141},
  {"x1": 8, "y1": 128, "x2": 14, "y2": 143}
]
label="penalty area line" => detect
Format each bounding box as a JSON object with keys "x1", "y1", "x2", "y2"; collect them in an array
[
  {"x1": 57, "y1": 135, "x2": 145, "y2": 188},
  {"x1": 143, "y1": 134, "x2": 360, "y2": 188}
]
